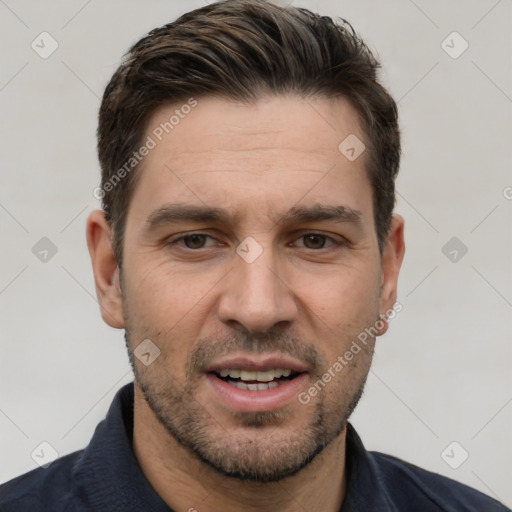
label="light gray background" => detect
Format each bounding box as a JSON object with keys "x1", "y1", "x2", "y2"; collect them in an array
[{"x1": 1, "y1": 0, "x2": 511, "y2": 507}]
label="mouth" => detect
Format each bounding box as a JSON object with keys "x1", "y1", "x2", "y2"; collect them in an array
[
  {"x1": 212, "y1": 368, "x2": 301, "y2": 391},
  {"x1": 204, "y1": 357, "x2": 309, "y2": 412}
]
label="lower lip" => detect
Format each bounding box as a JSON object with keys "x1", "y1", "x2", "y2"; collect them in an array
[{"x1": 205, "y1": 373, "x2": 308, "y2": 413}]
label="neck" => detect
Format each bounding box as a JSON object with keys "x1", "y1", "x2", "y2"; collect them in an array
[{"x1": 132, "y1": 386, "x2": 347, "y2": 512}]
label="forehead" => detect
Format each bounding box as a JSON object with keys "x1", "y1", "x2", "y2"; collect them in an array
[
  {"x1": 145, "y1": 94, "x2": 364, "y2": 161},
  {"x1": 127, "y1": 94, "x2": 372, "y2": 227}
]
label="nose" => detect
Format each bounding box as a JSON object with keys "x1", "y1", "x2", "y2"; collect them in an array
[{"x1": 217, "y1": 246, "x2": 298, "y2": 334}]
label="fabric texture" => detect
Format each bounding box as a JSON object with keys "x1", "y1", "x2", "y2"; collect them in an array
[{"x1": 0, "y1": 383, "x2": 509, "y2": 511}]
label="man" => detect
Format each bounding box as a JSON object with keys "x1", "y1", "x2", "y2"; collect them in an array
[{"x1": 0, "y1": 1, "x2": 509, "y2": 511}]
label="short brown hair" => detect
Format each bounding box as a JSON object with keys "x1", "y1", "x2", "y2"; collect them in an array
[{"x1": 97, "y1": 0, "x2": 400, "y2": 268}]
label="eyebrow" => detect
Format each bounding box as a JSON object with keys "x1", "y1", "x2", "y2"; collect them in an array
[
  {"x1": 145, "y1": 204, "x2": 234, "y2": 232},
  {"x1": 275, "y1": 204, "x2": 362, "y2": 226},
  {"x1": 144, "y1": 203, "x2": 362, "y2": 233}
]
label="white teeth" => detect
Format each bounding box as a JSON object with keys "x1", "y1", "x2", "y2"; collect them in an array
[
  {"x1": 256, "y1": 371, "x2": 274, "y2": 382},
  {"x1": 228, "y1": 380, "x2": 283, "y2": 391},
  {"x1": 219, "y1": 369, "x2": 240, "y2": 378},
  {"x1": 218, "y1": 368, "x2": 294, "y2": 382},
  {"x1": 240, "y1": 370, "x2": 257, "y2": 381}
]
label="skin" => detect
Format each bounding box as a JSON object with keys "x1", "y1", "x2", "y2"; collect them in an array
[{"x1": 86, "y1": 94, "x2": 405, "y2": 512}]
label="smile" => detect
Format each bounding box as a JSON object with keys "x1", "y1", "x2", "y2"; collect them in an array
[
  {"x1": 204, "y1": 357, "x2": 309, "y2": 412},
  {"x1": 215, "y1": 368, "x2": 299, "y2": 391}
]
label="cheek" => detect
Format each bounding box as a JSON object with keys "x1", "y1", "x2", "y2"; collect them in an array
[
  {"x1": 123, "y1": 260, "x2": 220, "y2": 346},
  {"x1": 293, "y1": 261, "x2": 381, "y2": 325},
  {"x1": 289, "y1": 263, "x2": 381, "y2": 370},
  {"x1": 129, "y1": 260, "x2": 198, "y2": 311},
  {"x1": 122, "y1": 267, "x2": 209, "y2": 382}
]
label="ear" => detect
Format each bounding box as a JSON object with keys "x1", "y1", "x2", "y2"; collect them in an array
[
  {"x1": 86, "y1": 209, "x2": 125, "y2": 328},
  {"x1": 377, "y1": 214, "x2": 405, "y2": 336}
]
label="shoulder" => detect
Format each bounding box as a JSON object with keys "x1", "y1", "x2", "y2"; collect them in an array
[
  {"x1": 370, "y1": 450, "x2": 510, "y2": 511},
  {"x1": 0, "y1": 450, "x2": 84, "y2": 512}
]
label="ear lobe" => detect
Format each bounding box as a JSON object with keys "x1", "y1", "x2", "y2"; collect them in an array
[
  {"x1": 86, "y1": 209, "x2": 125, "y2": 329},
  {"x1": 378, "y1": 214, "x2": 405, "y2": 335}
]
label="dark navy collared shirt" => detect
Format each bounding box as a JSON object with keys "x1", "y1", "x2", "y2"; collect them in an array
[{"x1": 1, "y1": 383, "x2": 509, "y2": 511}]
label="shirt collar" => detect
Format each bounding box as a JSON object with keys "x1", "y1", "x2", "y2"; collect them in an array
[
  {"x1": 341, "y1": 423, "x2": 394, "y2": 511},
  {"x1": 72, "y1": 382, "x2": 172, "y2": 511}
]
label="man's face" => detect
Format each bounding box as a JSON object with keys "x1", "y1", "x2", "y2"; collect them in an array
[{"x1": 117, "y1": 95, "x2": 398, "y2": 482}]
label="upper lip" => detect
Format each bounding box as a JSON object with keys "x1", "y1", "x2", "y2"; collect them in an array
[{"x1": 205, "y1": 355, "x2": 309, "y2": 374}]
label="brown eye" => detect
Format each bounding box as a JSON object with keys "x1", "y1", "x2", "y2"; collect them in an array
[
  {"x1": 302, "y1": 234, "x2": 327, "y2": 249},
  {"x1": 183, "y1": 234, "x2": 207, "y2": 249}
]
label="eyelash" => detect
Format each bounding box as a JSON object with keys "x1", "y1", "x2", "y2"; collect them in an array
[{"x1": 167, "y1": 232, "x2": 345, "y2": 250}]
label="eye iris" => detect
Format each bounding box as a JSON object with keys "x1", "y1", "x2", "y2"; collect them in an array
[
  {"x1": 184, "y1": 234, "x2": 206, "y2": 249},
  {"x1": 304, "y1": 234, "x2": 325, "y2": 249}
]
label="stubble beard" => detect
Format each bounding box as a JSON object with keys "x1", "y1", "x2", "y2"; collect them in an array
[{"x1": 125, "y1": 330, "x2": 371, "y2": 483}]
